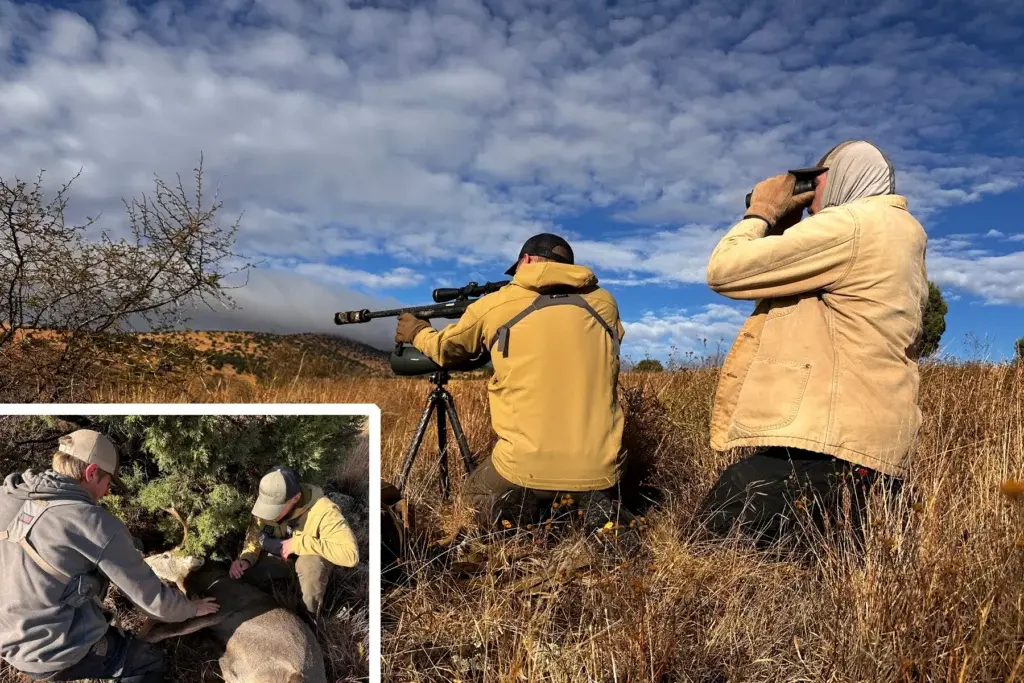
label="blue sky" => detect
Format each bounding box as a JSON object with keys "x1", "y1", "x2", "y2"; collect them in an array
[{"x1": 1, "y1": 0, "x2": 1022, "y2": 363}]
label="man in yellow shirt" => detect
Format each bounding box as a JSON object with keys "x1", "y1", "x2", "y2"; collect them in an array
[{"x1": 228, "y1": 466, "x2": 359, "y2": 616}]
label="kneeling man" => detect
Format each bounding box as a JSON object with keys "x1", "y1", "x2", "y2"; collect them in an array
[{"x1": 229, "y1": 466, "x2": 359, "y2": 617}]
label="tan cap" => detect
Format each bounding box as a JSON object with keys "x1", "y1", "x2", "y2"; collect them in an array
[
  {"x1": 58, "y1": 429, "x2": 125, "y2": 490},
  {"x1": 251, "y1": 467, "x2": 301, "y2": 520}
]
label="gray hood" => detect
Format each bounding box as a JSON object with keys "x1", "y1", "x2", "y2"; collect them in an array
[{"x1": 3, "y1": 470, "x2": 95, "y2": 505}]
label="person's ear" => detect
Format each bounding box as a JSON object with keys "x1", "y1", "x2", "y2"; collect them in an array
[{"x1": 84, "y1": 463, "x2": 99, "y2": 483}]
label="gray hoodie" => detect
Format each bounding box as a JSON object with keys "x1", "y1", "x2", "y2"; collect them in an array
[{"x1": 0, "y1": 470, "x2": 197, "y2": 675}]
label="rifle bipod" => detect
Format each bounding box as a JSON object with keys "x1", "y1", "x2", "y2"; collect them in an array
[{"x1": 395, "y1": 370, "x2": 475, "y2": 500}]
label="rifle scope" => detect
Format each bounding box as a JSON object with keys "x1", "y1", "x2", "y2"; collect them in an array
[{"x1": 432, "y1": 280, "x2": 510, "y2": 303}]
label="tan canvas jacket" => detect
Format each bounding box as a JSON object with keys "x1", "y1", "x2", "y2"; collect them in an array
[
  {"x1": 705, "y1": 194, "x2": 929, "y2": 477},
  {"x1": 412, "y1": 262, "x2": 626, "y2": 491}
]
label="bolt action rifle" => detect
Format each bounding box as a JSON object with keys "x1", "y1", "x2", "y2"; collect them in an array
[{"x1": 334, "y1": 279, "x2": 511, "y2": 497}]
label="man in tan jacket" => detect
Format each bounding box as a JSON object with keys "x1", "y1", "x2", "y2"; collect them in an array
[
  {"x1": 395, "y1": 233, "x2": 636, "y2": 540},
  {"x1": 698, "y1": 140, "x2": 929, "y2": 549}
]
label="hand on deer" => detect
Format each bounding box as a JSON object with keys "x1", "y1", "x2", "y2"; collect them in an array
[
  {"x1": 192, "y1": 597, "x2": 220, "y2": 617},
  {"x1": 280, "y1": 538, "x2": 296, "y2": 560},
  {"x1": 229, "y1": 559, "x2": 251, "y2": 579}
]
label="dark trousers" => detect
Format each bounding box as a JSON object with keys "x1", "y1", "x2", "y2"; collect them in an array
[
  {"x1": 695, "y1": 447, "x2": 903, "y2": 552},
  {"x1": 26, "y1": 625, "x2": 165, "y2": 683},
  {"x1": 464, "y1": 456, "x2": 637, "y2": 536}
]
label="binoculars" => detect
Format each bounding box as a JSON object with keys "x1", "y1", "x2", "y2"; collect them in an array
[{"x1": 744, "y1": 167, "x2": 826, "y2": 208}]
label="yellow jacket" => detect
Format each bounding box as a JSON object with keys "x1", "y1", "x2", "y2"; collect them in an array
[
  {"x1": 239, "y1": 484, "x2": 359, "y2": 567},
  {"x1": 706, "y1": 194, "x2": 929, "y2": 477},
  {"x1": 412, "y1": 261, "x2": 626, "y2": 491}
]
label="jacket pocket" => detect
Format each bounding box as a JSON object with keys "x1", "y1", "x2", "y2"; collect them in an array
[
  {"x1": 732, "y1": 358, "x2": 812, "y2": 431},
  {"x1": 58, "y1": 573, "x2": 106, "y2": 609}
]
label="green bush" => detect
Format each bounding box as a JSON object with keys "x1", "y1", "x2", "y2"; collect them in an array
[
  {"x1": 5, "y1": 415, "x2": 365, "y2": 559},
  {"x1": 634, "y1": 358, "x2": 665, "y2": 373}
]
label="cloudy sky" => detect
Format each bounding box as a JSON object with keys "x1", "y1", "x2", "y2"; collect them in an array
[{"x1": 2, "y1": 0, "x2": 1023, "y2": 362}]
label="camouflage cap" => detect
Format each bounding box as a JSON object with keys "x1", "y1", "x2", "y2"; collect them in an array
[{"x1": 58, "y1": 429, "x2": 125, "y2": 490}]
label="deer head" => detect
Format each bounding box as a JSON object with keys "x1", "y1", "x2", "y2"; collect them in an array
[{"x1": 144, "y1": 506, "x2": 205, "y2": 595}]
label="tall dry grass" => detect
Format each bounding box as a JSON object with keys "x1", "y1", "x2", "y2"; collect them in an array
[
  {"x1": 4, "y1": 362, "x2": 1023, "y2": 682},
  {"x1": 359, "y1": 364, "x2": 1023, "y2": 682}
]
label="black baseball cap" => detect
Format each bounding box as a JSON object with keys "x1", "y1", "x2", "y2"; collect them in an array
[{"x1": 505, "y1": 233, "x2": 575, "y2": 276}]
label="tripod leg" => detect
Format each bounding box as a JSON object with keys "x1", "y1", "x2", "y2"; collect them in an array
[
  {"x1": 440, "y1": 390, "x2": 475, "y2": 478},
  {"x1": 437, "y1": 395, "x2": 450, "y2": 501},
  {"x1": 396, "y1": 392, "x2": 438, "y2": 493}
]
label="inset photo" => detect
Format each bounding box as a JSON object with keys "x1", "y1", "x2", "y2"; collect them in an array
[{"x1": 0, "y1": 406, "x2": 378, "y2": 683}]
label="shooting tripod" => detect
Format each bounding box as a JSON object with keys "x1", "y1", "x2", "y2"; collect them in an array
[{"x1": 394, "y1": 369, "x2": 475, "y2": 500}]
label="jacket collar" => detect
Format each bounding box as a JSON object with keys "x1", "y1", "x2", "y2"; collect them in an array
[
  {"x1": 855, "y1": 194, "x2": 908, "y2": 211},
  {"x1": 283, "y1": 483, "x2": 323, "y2": 522}
]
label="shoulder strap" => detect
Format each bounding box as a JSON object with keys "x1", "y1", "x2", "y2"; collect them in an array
[
  {"x1": 489, "y1": 292, "x2": 620, "y2": 358},
  {"x1": 1, "y1": 498, "x2": 89, "y2": 585}
]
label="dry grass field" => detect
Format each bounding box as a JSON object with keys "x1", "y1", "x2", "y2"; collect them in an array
[
  {"x1": 87, "y1": 360, "x2": 1024, "y2": 681},
  {"x1": 3, "y1": 357, "x2": 1023, "y2": 682}
]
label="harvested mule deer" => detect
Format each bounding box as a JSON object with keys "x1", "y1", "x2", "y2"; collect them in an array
[{"x1": 142, "y1": 507, "x2": 327, "y2": 683}]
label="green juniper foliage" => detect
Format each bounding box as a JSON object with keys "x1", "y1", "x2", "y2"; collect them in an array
[
  {"x1": 5, "y1": 415, "x2": 364, "y2": 558},
  {"x1": 920, "y1": 281, "x2": 948, "y2": 358}
]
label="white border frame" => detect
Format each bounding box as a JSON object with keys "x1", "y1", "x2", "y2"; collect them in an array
[{"x1": 2, "y1": 403, "x2": 381, "y2": 683}]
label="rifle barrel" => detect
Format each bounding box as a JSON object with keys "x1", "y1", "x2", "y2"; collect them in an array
[{"x1": 334, "y1": 300, "x2": 469, "y2": 325}]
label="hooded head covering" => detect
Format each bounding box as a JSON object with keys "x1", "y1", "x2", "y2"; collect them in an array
[{"x1": 815, "y1": 140, "x2": 896, "y2": 210}]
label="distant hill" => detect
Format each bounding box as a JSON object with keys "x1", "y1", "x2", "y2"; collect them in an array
[{"x1": 145, "y1": 330, "x2": 392, "y2": 380}]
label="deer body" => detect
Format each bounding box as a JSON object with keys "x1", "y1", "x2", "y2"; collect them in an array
[{"x1": 143, "y1": 558, "x2": 327, "y2": 683}]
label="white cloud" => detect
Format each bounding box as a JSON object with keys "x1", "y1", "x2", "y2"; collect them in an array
[
  {"x1": 621, "y1": 303, "x2": 750, "y2": 362},
  {"x1": 293, "y1": 263, "x2": 424, "y2": 289},
  {"x1": 1, "y1": 0, "x2": 1022, "y2": 338}
]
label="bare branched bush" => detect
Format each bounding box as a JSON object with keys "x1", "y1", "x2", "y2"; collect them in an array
[{"x1": 0, "y1": 157, "x2": 255, "y2": 401}]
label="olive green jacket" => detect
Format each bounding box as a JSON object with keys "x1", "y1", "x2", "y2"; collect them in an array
[{"x1": 239, "y1": 485, "x2": 358, "y2": 568}]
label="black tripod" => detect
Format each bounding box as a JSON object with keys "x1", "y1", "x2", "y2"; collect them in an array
[{"x1": 395, "y1": 369, "x2": 475, "y2": 500}]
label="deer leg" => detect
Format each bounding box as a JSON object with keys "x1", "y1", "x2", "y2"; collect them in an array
[{"x1": 137, "y1": 613, "x2": 227, "y2": 644}]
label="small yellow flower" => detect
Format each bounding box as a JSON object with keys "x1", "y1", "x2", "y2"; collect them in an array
[
  {"x1": 526, "y1": 523, "x2": 534, "y2": 530},
  {"x1": 551, "y1": 502, "x2": 560, "y2": 509},
  {"x1": 603, "y1": 521, "x2": 615, "y2": 529},
  {"x1": 502, "y1": 519, "x2": 512, "y2": 529},
  {"x1": 577, "y1": 509, "x2": 584, "y2": 518}
]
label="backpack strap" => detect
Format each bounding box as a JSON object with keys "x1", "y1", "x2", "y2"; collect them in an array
[
  {"x1": 2, "y1": 498, "x2": 88, "y2": 585},
  {"x1": 489, "y1": 292, "x2": 620, "y2": 358}
]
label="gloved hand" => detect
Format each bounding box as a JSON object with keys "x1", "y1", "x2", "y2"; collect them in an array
[
  {"x1": 395, "y1": 313, "x2": 430, "y2": 344},
  {"x1": 745, "y1": 173, "x2": 815, "y2": 227}
]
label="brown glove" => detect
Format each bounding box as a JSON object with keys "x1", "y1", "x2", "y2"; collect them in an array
[
  {"x1": 395, "y1": 312, "x2": 430, "y2": 344},
  {"x1": 745, "y1": 173, "x2": 815, "y2": 227}
]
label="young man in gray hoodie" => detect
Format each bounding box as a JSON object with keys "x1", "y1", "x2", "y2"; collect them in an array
[{"x1": 0, "y1": 429, "x2": 219, "y2": 683}]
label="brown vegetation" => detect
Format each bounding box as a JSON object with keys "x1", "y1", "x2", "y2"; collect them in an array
[{"x1": 3, "y1": 355, "x2": 1023, "y2": 682}]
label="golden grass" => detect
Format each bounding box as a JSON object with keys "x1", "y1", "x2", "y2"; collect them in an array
[{"x1": 4, "y1": 362, "x2": 1024, "y2": 682}]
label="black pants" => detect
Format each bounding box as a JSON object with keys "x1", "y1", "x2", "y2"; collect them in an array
[
  {"x1": 696, "y1": 447, "x2": 903, "y2": 552},
  {"x1": 464, "y1": 456, "x2": 641, "y2": 554},
  {"x1": 26, "y1": 625, "x2": 165, "y2": 683}
]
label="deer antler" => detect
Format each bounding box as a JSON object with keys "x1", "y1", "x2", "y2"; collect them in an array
[{"x1": 163, "y1": 505, "x2": 190, "y2": 550}]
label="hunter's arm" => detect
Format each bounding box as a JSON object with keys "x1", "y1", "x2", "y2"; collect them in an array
[
  {"x1": 706, "y1": 208, "x2": 858, "y2": 300},
  {"x1": 237, "y1": 517, "x2": 263, "y2": 566},
  {"x1": 97, "y1": 522, "x2": 197, "y2": 622},
  {"x1": 292, "y1": 503, "x2": 359, "y2": 567},
  {"x1": 411, "y1": 297, "x2": 490, "y2": 367}
]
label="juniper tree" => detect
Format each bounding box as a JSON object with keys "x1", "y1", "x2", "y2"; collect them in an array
[{"x1": 2, "y1": 414, "x2": 365, "y2": 558}]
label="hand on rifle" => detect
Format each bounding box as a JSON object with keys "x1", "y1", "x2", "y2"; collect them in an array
[{"x1": 396, "y1": 312, "x2": 431, "y2": 344}]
